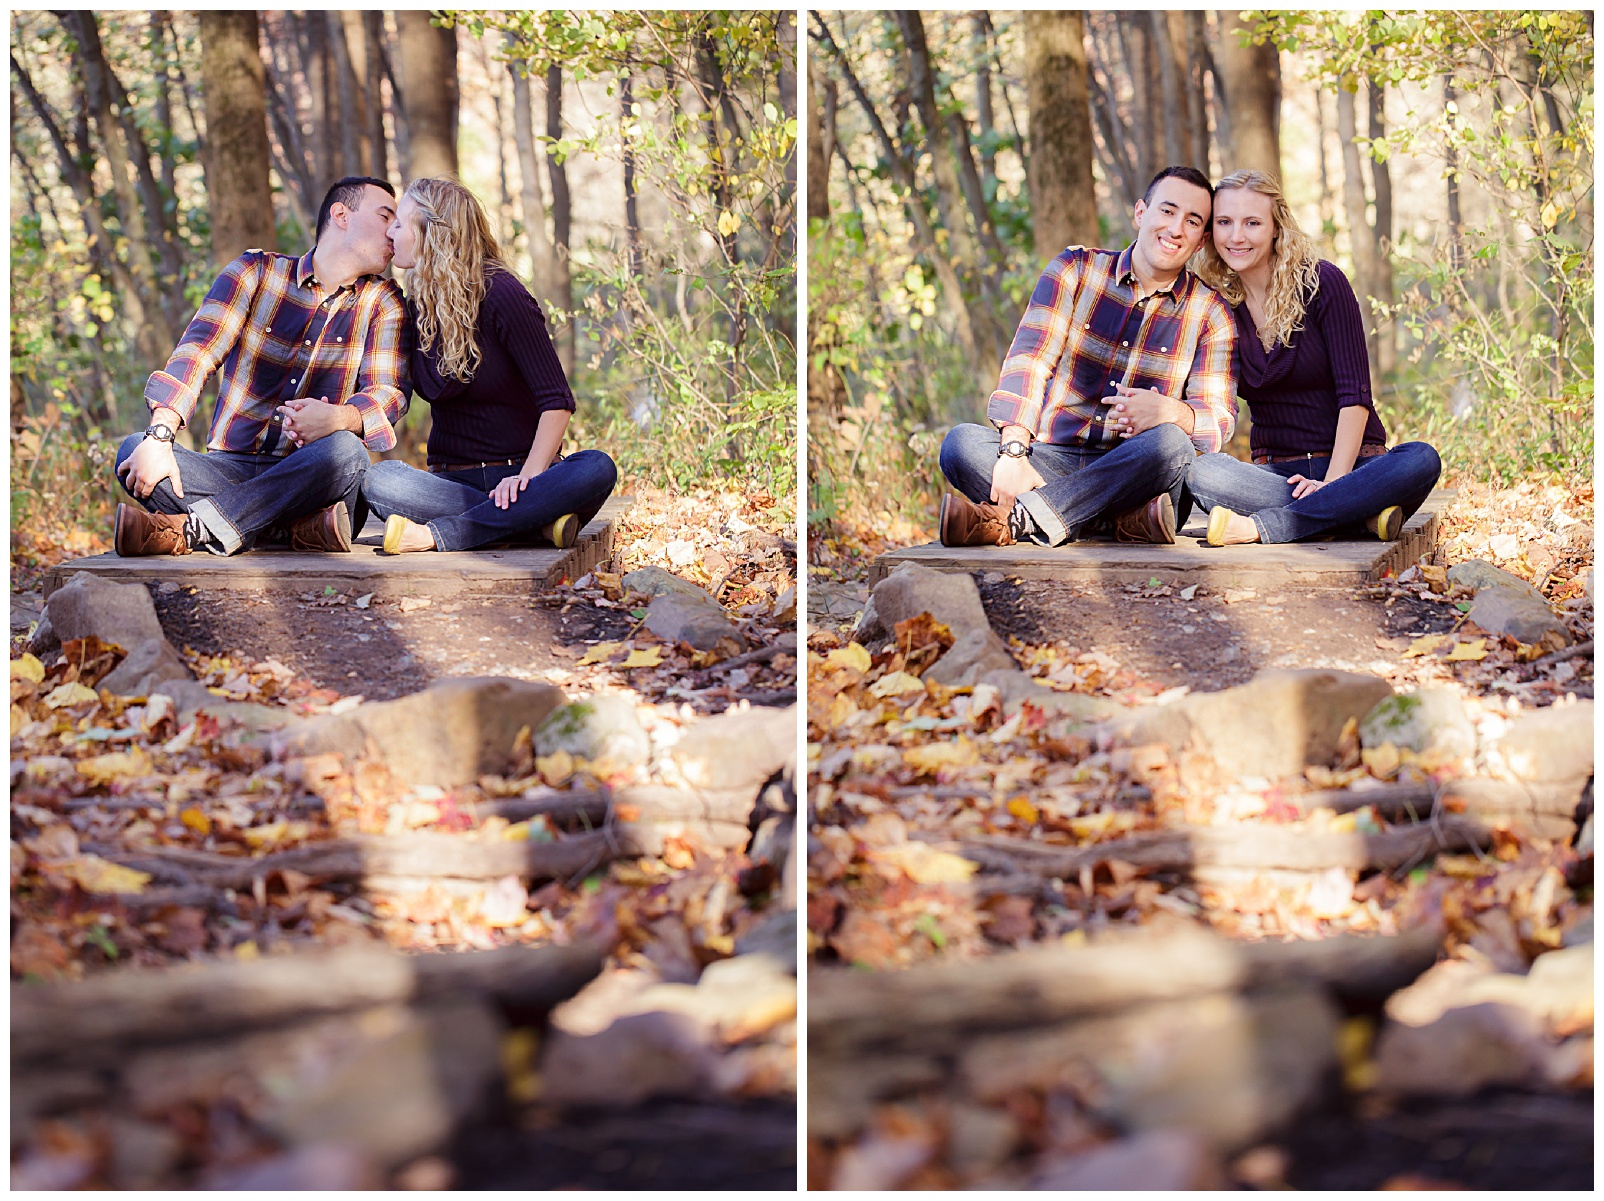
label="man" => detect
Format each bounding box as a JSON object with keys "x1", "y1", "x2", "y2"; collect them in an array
[
  {"x1": 113, "y1": 176, "x2": 412, "y2": 556},
  {"x1": 937, "y1": 165, "x2": 1237, "y2": 547}
]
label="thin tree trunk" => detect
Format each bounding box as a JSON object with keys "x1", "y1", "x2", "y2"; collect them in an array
[
  {"x1": 509, "y1": 57, "x2": 552, "y2": 296},
  {"x1": 1336, "y1": 85, "x2": 1378, "y2": 385},
  {"x1": 973, "y1": 13, "x2": 997, "y2": 196},
  {"x1": 481, "y1": 39, "x2": 513, "y2": 248},
  {"x1": 1117, "y1": 14, "x2": 1161, "y2": 186},
  {"x1": 380, "y1": 15, "x2": 409, "y2": 176},
  {"x1": 261, "y1": 35, "x2": 317, "y2": 239},
  {"x1": 1367, "y1": 76, "x2": 1395, "y2": 380},
  {"x1": 1443, "y1": 76, "x2": 1463, "y2": 277},
  {"x1": 806, "y1": 53, "x2": 830, "y2": 224},
  {"x1": 1152, "y1": 12, "x2": 1188, "y2": 168},
  {"x1": 621, "y1": 69, "x2": 643, "y2": 283},
  {"x1": 1183, "y1": 12, "x2": 1211, "y2": 170},
  {"x1": 327, "y1": 12, "x2": 365, "y2": 178},
  {"x1": 335, "y1": 11, "x2": 373, "y2": 175},
  {"x1": 198, "y1": 11, "x2": 277, "y2": 266},
  {"x1": 395, "y1": 11, "x2": 459, "y2": 179},
  {"x1": 1315, "y1": 80, "x2": 1333, "y2": 251},
  {"x1": 1201, "y1": 11, "x2": 1232, "y2": 173},
  {"x1": 1215, "y1": 10, "x2": 1281, "y2": 179},
  {"x1": 361, "y1": 13, "x2": 388, "y2": 182},
  {"x1": 302, "y1": 12, "x2": 333, "y2": 192},
  {"x1": 148, "y1": 13, "x2": 178, "y2": 204},
  {"x1": 1025, "y1": 11, "x2": 1099, "y2": 255},
  {"x1": 545, "y1": 64, "x2": 574, "y2": 375}
]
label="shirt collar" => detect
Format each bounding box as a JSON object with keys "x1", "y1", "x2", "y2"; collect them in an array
[
  {"x1": 295, "y1": 248, "x2": 318, "y2": 289},
  {"x1": 1116, "y1": 243, "x2": 1192, "y2": 301}
]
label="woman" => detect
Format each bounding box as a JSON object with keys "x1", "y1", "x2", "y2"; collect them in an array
[
  {"x1": 363, "y1": 178, "x2": 616, "y2": 553},
  {"x1": 1188, "y1": 170, "x2": 1440, "y2": 546}
]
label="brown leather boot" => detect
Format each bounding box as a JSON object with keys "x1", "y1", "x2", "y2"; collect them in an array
[
  {"x1": 287, "y1": 502, "x2": 353, "y2": 552},
  {"x1": 114, "y1": 504, "x2": 192, "y2": 557},
  {"x1": 939, "y1": 493, "x2": 1015, "y2": 547},
  {"x1": 1112, "y1": 494, "x2": 1177, "y2": 544}
]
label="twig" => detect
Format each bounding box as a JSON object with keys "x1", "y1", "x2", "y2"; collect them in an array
[{"x1": 1532, "y1": 639, "x2": 1593, "y2": 667}]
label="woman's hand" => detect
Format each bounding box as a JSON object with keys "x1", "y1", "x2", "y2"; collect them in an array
[
  {"x1": 491, "y1": 470, "x2": 538, "y2": 510},
  {"x1": 1287, "y1": 473, "x2": 1326, "y2": 500}
]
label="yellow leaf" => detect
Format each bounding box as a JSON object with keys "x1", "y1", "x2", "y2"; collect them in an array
[
  {"x1": 43, "y1": 681, "x2": 100, "y2": 709},
  {"x1": 1006, "y1": 796, "x2": 1039, "y2": 824},
  {"x1": 577, "y1": 641, "x2": 622, "y2": 665},
  {"x1": 902, "y1": 738, "x2": 980, "y2": 773},
  {"x1": 235, "y1": 940, "x2": 260, "y2": 962},
  {"x1": 179, "y1": 806, "x2": 212, "y2": 836},
  {"x1": 10, "y1": 654, "x2": 45, "y2": 683},
  {"x1": 59, "y1": 854, "x2": 150, "y2": 895},
  {"x1": 1419, "y1": 564, "x2": 1447, "y2": 590},
  {"x1": 1326, "y1": 811, "x2": 1359, "y2": 834},
  {"x1": 537, "y1": 749, "x2": 575, "y2": 787},
  {"x1": 244, "y1": 820, "x2": 309, "y2": 850},
  {"x1": 825, "y1": 642, "x2": 872, "y2": 674},
  {"x1": 621, "y1": 646, "x2": 662, "y2": 669},
  {"x1": 1446, "y1": 638, "x2": 1487, "y2": 661},
  {"x1": 717, "y1": 209, "x2": 741, "y2": 237},
  {"x1": 822, "y1": 692, "x2": 857, "y2": 731},
  {"x1": 1362, "y1": 742, "x2": 1401, "y2": 778},
  {"x1": 870, "y1": 842, "x2": 978, "y2": 885},
  {"x1": 868, "y1": 670, "x2": 926, "y2": 698},
  {"x1": 1403, "y1": 634, "x2": 1451, "y2": 659},
  {"x1": 76, "y1": 747, "x2": 152, "y2": 786}
]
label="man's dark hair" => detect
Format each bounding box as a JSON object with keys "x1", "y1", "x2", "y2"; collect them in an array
[
  {"x1": 1143, "y1": 165, "x2": 1214, "y2": 205},
  {"x1": 315, "y1": 176, "x2": 396, "y2": 242}
]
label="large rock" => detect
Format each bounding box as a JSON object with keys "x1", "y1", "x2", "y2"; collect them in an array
[
  {"x1": 960, "y1": 987, "x2": 1340, "y2": 1151},
  {"x1": 1372, "y1": 1002, "x2": 1554, "y2": 1097},
  {"x1": 980, "y1": 668, "x2": 1123, "y2": 723},
  {"x1": 35, "y1": 572, "x2": 165, "y2": 655},
  {"x1": 644, "y1": 594, "x2": 747, "y2": 653},
  {"x1": 1487, "y1": 701, "x2": 1594, "y2": 787},
  {"x1": 668, "y1": 704, "x2": 795, "y2": 791},
  {"x1": 1468, "y1": 587, "x2": 1572, "y2": 647},
  {"x1": 855, "y1": 564, "x2": 991, "y2": 644},
  {"x1": 150, "y1": 678, "x2": 301, "y2": 734},
  {"x1": 1358, "y1": 689, "x2": 1476, "y2": 760},
  {"x1": 924, "y1": 627, "x2": 1018, "y2": 688},
  {"x1": 1446, "y1": 559, "x2": 1544, "y2": 600},
  {"x1": 98, "y1": 638, "x2": 192, "y2": 698},
  {"x1": 1032, "y1": 1129, "x2": 1223, "y2": 1190},
  {"x1": 533, "y1": 693, "x2": 650, "y2": 769},
  {"x1": 622, "y1": 565, "x2": 713, "y2": 601},
  {"x1": 1112, "y1": 669, "x2": 1393, "y2": 780},
  {"x1": 273, "y1": 677, "x2": 566, "y2": 786},
  {"x1": 539, "y1": 1010, "x2": 717, "y2": 1107}
]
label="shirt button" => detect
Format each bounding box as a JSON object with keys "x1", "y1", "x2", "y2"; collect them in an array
[
  {"x1": 1161, "y1": 346, "x2": 1169, "y2": 352},
  {"x1": 1083, "y1": 322, "x2": 1090, "y2": 329},
  {"x1": 304, "y1": 339, "x2": 311, "y2": 345},
  {"x1": 1122, "y1": 341, "x2": 1129, "y2": 347},
  {"x1": 290, "y1": 377, "x2": 297, "y2": 384},
  {"x1": 337, "y1": 337, "x2": 343, "y2": 343}
]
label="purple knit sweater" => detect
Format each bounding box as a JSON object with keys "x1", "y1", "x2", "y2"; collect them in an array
[
  {"x1": 411, "y1": 267, "x2": 575, "y2": 467},
  {"x1": 1232, "y1": 258, "x2": 1388, "y2": 458}
]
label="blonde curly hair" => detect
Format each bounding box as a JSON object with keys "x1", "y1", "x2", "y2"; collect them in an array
[
  {"x1": 1196, "y1": 169, "x2": 1322, "y2": 353},
  {"x1": 399, "y1": 178, "x2": 513, "y2": 382}
]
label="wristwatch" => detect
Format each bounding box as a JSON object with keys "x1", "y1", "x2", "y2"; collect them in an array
[
  {"x1": 144, "y1": 421, "x2": 176, "y2": 443},
  {"x1": 1000, "y1": 439, "x2": 1031, "y2": 459}
]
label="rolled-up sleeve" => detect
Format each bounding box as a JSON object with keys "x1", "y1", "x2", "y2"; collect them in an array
[
  {"x1": 144, "y1": 252, "x2": 263, "y2": 428},
  {"x1": 343, "y1": 286, "x2": 412, "y2": 452},
  {"x1": 1181, "y1": 298, "x2": 1238, "y2": 454},
  {"x1": 1314, "y1": 261, "x2": 1374, "y2": 410},
  {"x1": 986, "y1": 249, "x2": 1081, "y2": 436}
]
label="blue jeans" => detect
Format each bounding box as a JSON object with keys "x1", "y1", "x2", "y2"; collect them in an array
[
  {"x1": 114, "y1": 430, "x2": 371, "y2": 555},
  {"x1": 361, "y1": 450, "x2": 618, "y2": 552},
  {"x1": 938, "y1": 422, "x2": 1196, "y2": 546},
  {"x1": 1187, "y1": 442, "x2": 1442, "y2": 543}
]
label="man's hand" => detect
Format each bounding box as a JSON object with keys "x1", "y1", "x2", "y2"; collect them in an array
[
  {"x1": 1111, "y1": 383, "x2": 1192, "y2": 437},
  {"x1": 280, "y1": 397, "x2": 362, "y2": 446},
  {"x1": 490, "y1": 471, "x2": 538, "y2": 510},
  {"x1": 117, "y1": 436, "x2": 183, "y2": 500},
  {"x1": 990, "y1": 453, "x2": 1045, "y2": 514}
]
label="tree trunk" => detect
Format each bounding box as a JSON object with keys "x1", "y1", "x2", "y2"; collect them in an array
[
  {"x1": 1151, "y1": 12, "x2": 1189, "y2": 168},
  {"x1": 1336, "y1": 85, "x2": 1378, "y2": 385},
  {"x1": 301, "y1": 12, "x2": 333, "y2": 193},
  {"x1": 545, "y1": 64, "x2": 575, "y2": 375},
  {"x1": 806, "y1": 54, "x2": 830, "y2": 224},
  {"x1": 1367, "y1": 76, "x2": 1396, "y2": 380},
  {"x1": 1117, "y1": 13, "x2": 1161, "y2": 186},
  {"x1": 326, "y1": 12, "x2": 365, "y2": 178},
  {"x1": 198, "y1": 12, "x2": 277, "y2": 267},
  {"x1": 1024, "y1": 12, "x2": 1099, "y2": 256},
  {"x1": 334, "y1": 11, "x2": 374, "y2": 175},
  {"x1": 148, "y1": 13, "x2": 179, "y2": 204},
  {"x1": 260, "y1": 27, "x2": 317, "y2": 239},
  {"x1": 509, "y1": 59, "x2": 552, "y2": 297},
  {"x1": 395, "y1": 11, "x2": 459, "y2": 179},
  {"x1": 620, "y1": 70, "x2": 644, "y2": 284},
  {"x1": 973, "y1": 14, "x2": 997, "y2": 196},
  {"x1": 1444, "y1": 76, "x2": 1463, "y2": 276},
  {"x1": 361, "y1": 13, "x2": 389, "y2": 182},
  {"x1": 1315, "y1": 80, "x2": 1334, "y2": 251},
  {"x1": 1184, "y1": 12, "x2": 1211, "y2": 171},
  {"x1": 1215, "y1": 10, "x2": 1281, "y2": 179}
]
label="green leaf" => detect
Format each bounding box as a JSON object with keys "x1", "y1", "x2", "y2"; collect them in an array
[{"x1": 913, "y1": 913, "x2": 947, "y2": 949}]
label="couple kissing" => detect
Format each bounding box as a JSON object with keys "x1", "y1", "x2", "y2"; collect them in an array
[{"x1": 113, "y1": 175, "x2": 617, "y2": 558}]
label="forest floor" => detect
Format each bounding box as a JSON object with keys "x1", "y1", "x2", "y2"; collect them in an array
[
  {"x1": 9, "y1": 484, "x2": 799, "y2": 1190},
  {"x1": 805, "y1": 476, "x2": 1594, "y2": 1189}
]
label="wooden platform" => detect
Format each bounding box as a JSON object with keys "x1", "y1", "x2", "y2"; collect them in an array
[
  {"x1": 43, "y1": 496, "x2": 632, "y2": 600},
  {"x1": 868, "y1": 490, "x2": 1449, "y2": 589}
]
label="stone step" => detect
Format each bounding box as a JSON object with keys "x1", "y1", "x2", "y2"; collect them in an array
[
  {"x1": 867, "y1": 490, "x2": 1452, "y2": 590},
  {"x1": 43, "y1": 496, "x2": 633, "y2": 600}
]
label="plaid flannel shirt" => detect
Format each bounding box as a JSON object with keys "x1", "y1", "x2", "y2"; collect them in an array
[
  {"x1": 986, "y1": 245, "x2": 1237, "y2": 454},
  {"x1": 144, "y1": 249, "x2": 411, "y2": 455}
]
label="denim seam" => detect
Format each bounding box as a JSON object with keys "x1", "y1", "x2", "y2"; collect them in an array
[{"x1": 188, "y1": 497, "x2": 244, "y2": 556}]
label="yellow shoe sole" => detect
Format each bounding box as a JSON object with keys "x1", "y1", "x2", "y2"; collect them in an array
[
  {"x1": 547, "y1": 513, "x2": 578, "y2": 549},
  {"x1": 382, "y1": 514, "x2": 410, "y2": 555},
  {"x1": 1205, "y1": 506, "x2": 1236, "y2": 547},
  {"x1": 1374, "y1": 506, "x2": 1403, "y2": 541}
]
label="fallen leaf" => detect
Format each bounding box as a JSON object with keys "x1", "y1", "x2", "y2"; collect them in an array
[
  {"x1": 179, "y1": 807, "x2": 212, "y2": 836},
  {"x1": 399, "y1": 596, "x2": 432, "y2": 613},
  {"x1": 1178, "y1": 584, "x2": 1199, "y2": 601},
  {"x1": 10, "y1": 654, "x2": 45, "y2": 683},
  {"x1": 870, "y1": 842, "x2": 978, "y2": 885},
  {"x1": 622, "y1": 646, "x2": 663, "y2": 669},
  {"x1": 537, "y1": 749, "x2": 575, "y2": 787},
  {"x1": 578, "y1": 641, "x2": 622, "y2": 665},
  {"x1": 43, "y1": 681, "x2": 100, "y2": 709},
  {"x1": 1446, "y1": 638, "x2": 1488, "y2": 661},
  {"x1": 1006, "y1": 797, "x2": 1039, "y2": 824},
  {"x1": 76, "y1": 747, "x2": 153, "y2": 786},
  {"x1": 58, "y1": 854, "x2": 151, "y2": 895},
  {"x1": 902, "y1": 739, "x2": 979, "y2": 773},
  {"x1": 825, "y1": 642, "x2": 872, "y2": 674},
  {"x1": 1223, "y1": 588, "x2": 1257, "y2": 604},
  {"x1": 1362, "y1": 742, "x2": 1402, "y2": 778},
  {"x1": 868, "y1": 670, "x2": 926, "y2": 698},
  {"x1": 354, "y1": 592, "x2": 374, "y2": 609},
  {"x1": 1403, "y1": 634, "x2": 1453, "y2": 658}
]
